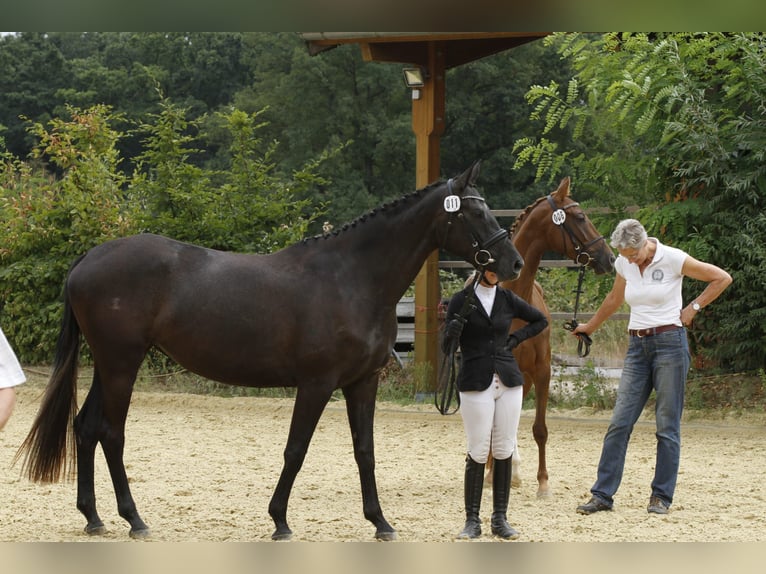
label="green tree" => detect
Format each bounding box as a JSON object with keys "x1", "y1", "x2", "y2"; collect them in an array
[
  {"x1": 513, "y1": 32, "x2": 765, "y2": 371},
  {"x1": 0, "y1": 33, "x2": 70, "y2": 157},
  {"x1": 443, "y1": 39, "x2": 574, "y2": 209},
  {"x1": 130, "y1": 98, "x2": 328, "y2": 252},
  {"x1": 0, "y1": 104, "x2": 136, "y2": 361},
  {"x1": 233, "y1": 33, "x2": 415, "y2": 229},
  {"x1": 1, "y1": 98, "x2": 333, "y2": 363}
]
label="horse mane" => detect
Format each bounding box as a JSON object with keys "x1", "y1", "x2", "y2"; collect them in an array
[
  {"x1": 301, "y1": 180, "x2": 443, "y2": 244},
  {"x1": 510, "y1": 195, "x2": 548, "y2": 236}
]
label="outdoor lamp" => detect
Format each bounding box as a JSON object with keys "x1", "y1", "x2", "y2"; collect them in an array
[
  {"x1": 402, "y1": 67, "x2": 425, "y2": 88},
  {"x1": 402, "y1": 67, "x2": 426, "y2": 100}
]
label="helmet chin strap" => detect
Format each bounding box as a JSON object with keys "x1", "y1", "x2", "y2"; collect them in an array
[{"x1": 476, "y1": 270, "x2": 498, "y2": 287}]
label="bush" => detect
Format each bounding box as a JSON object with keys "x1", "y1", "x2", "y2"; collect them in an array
[
  {"x1": 0, "y1": 101, "x2": 329, "y2": 365},
  {"x1": 549, "y1": 361, "x2": 617, "y2": 410}
]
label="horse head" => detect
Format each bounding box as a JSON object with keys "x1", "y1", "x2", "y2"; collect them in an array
[
  {"x1": 440, "y1": 161, "x2": 524, "y2": 282},
  {"x1": 537, "y1": 177, "x2": 615, "y2": 274}
]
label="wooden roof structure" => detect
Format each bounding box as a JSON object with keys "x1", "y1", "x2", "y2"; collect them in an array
[
  {"x1": 302, "y1": 32, "x2": 548, "y2": 67},
  {"x1": 300, "y1": 33, "x2": 550, "y2": 388}
]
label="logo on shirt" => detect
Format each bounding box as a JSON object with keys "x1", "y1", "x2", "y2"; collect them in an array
[{"x1": 651, "y1": 269, "x2": 664, "y2": 282}]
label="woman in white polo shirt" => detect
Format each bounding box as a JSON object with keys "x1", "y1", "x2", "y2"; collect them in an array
[
  {"x1": 0, "y1": 326, "x2": 26, "y2": 430},
  {"x1": 572, "y1": 219, "x2": 732, "y2": 516}
]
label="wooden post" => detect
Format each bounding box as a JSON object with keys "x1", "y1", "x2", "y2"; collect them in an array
[{"x1": 412, "y1": 42, "x2": 446, "y2": 390}]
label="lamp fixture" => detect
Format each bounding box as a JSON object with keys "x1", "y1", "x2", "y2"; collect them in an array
[{"x1": 402, "y1": 67, "x2": 425, "y2": 88}]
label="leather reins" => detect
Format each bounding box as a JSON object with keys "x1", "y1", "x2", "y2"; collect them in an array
[
  {"x1": 544, "y1": 194, "x2": 601, "y2": 357},
  {"x1": 435, "y1": 270, "x2": 483, "y2": 415}
]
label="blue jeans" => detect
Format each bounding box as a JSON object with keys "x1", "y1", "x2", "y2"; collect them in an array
[{"x1": 591, "y1": 327, "x2": 690, "y2": 507}]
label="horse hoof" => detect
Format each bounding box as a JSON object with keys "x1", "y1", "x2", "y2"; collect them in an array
[
  {"x1": 375, "y1": 530, "x2": 397, "y2": 541},
  {"x1": 129, "y1": 527, "x2": 152, "y2": 540},
  {"x1": 536, "y1": 488, "x2": 552, "y2": 499},
  {"x1": 271, "y1": 529, "x2": 293, "y2": 541},
  {"x1": 85, "y1": 523, "x2": 107, "y2": 536}
]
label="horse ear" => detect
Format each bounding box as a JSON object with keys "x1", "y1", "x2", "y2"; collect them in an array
[
  {"x1": 469, "y1": 159, "x2": 481, "y2": 184},
  {"x1": 554, "y1": 176, "x2": 571, "y2": 200},
  {"x1": 455, "y1": 160, "x2": 482, "y2": 193}
]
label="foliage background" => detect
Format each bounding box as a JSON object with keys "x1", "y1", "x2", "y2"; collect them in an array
[{"x1": 1, "y1": 32, "x2": 762, "y2": 376}]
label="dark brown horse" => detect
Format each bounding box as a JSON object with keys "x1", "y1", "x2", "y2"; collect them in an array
[
  {"x1": 490, "y1": 177, "x2": 614, "y2": 496},
  {"x1": 15, "y1": 161, "x2": 524, "y2": 541}
]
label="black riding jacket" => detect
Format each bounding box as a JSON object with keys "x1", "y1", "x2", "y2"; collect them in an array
[{"x1": 444, "y1": 285, "x2": 548, "y2": 392}]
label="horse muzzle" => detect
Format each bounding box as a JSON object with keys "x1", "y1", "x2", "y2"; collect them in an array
[{"x1": 484, "y1": 240, "x2": 524, "y2": 281}]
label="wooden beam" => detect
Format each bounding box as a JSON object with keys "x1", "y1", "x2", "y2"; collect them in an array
[
  {"x1": 412, "y1": 41, "x2": 446, "y2": 390},
  {"x1": 358, "y1": 35, "x2": 547, "y2": 69}
]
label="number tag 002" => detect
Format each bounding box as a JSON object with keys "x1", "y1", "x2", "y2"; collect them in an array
[
  {"x1": 444, "y1": 195, "x2": 461, "y2": 213},
  {"x1": 551, "y1": 209, "x2": 566, "y2": 226}
]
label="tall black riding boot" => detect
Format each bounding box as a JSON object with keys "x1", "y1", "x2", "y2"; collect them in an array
[
  {"x1": 456, "y1": 455, "x2": 485, "y2": 539},
  {"x1": 491, "y1": 456, "x2": 520, "y2": 540}
]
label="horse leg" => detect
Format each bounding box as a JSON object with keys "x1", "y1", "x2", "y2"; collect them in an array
[
  {"x1": 511, "y1": 443, "x2": 522, "y2": 488},
  {"x1": 533, "y1": 369, "x2": 551, "y2": 498},
  {"x1": 484, "y1": 448, "x2": 494, "y2": 487},
  {"x1": 73, "y1": 375, "x2": 107, "y2": 535},
  {"x1": 92, "y1": 362, "x2": 150, "y2": 538},
  {"x1": 342, "y1": 376, "x2": 396, "y2": 541},
  {"x1": 268, "y1": 384, "x2": 335, "y2": 541}
]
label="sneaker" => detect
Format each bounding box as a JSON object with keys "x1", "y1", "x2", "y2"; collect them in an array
[
  {"x1": 576, "y1": 496, "x2": 612, "y2": 515},
  {"x1": 647, "y1": 496, "x2": 669, "y2": 514}
]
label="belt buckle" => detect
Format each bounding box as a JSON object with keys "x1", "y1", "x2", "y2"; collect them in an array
[{"x1": 636, "y1": 329, "x2": 645, "y2": 338}]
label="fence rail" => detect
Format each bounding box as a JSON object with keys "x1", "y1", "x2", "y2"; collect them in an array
[
  {"x1": 395, "y1": 297, "x2": 628, "y2": 350},
  {"x1": 395, "y1": 206, "x2": 627, "y2": 355}
]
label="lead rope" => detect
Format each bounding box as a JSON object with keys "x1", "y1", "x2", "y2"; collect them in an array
[
  {"x1": 435, "y1": 270, "x2": 483, "y2": 415},
  {"x1": 563, "y1": 263, "x2": 593, "y2": 357}
]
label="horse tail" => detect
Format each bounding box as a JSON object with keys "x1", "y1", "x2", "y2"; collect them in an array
[{"x1": 14, "y1": 258, "x2": 85, "y2": 483}]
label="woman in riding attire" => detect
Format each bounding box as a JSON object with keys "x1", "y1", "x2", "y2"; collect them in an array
[{"x1": 442, "y1": 269, "x2": 547, "y2": 540}]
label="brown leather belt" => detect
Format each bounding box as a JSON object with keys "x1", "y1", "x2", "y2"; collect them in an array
[{"x1": 629, "y1": 324, "x2": 681, "y2": 338}]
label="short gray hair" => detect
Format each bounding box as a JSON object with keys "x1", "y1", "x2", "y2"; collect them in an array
[{"x1": 610, "y1": 219, "x2": 647, "y2": 250}]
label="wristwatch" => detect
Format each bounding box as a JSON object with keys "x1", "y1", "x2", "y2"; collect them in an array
[{"x1": 692, "y1": 301, "x2": 701, "y2": 311}]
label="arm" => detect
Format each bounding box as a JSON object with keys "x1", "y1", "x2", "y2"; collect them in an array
[
  {"x1": 0, "y1": 387, "x2": 17, "y2": 430},
  {"x1": 507, "y1": 297, "x2": 548, "y2": 346},
  {"x1": 573, "y1": 273, "x2": 626, "y2": 337},
  {"x1": 680, "y1": 256, "x2": 733, "y2": 326}
]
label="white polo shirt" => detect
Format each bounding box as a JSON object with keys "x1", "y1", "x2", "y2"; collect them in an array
[
  {"x1": 615, "y1": 238, "x2": 689, "y2": 331},
  {"x1": 0, "y1": 327, "x2": 26, "y2": 389}
]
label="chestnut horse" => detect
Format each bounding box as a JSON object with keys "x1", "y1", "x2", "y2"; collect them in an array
[
  {"x1": 489, "y1": 177, "x2": 615, "y2": 496},
  {"x1": 15, "y1": 161, "x2": 524, "y2": 541}
]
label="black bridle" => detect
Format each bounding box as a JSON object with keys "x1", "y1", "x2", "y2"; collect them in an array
[
  {"x1": 441, "y1": 179, "x2": 510, "y2": 269},
  {"x1": 545, "y1": 193, "x2": 603, "y2": 357}
]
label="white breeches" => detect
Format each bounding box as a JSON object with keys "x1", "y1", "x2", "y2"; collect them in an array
[{"x1": 459, "y1": 374, "x2": 523, "y2": 464}]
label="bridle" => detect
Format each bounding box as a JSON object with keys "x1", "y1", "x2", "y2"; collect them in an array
[
  {"x1": 544, "y1": 193, "x2": 604, "y2": 357},
  {"x1": 442, "y1": 178, "x2": 509, "y2": 270},
  {"x1": 545, "y1": 193, "x2": 605, "y2": 267}
]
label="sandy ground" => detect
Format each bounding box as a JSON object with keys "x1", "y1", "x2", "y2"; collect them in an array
[{"x1": 2, "y1": 377, "x2": 766, "y2": 544}]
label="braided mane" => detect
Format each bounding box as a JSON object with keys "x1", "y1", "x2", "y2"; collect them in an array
[
  {"x1": 510, "y1": 196, "x2": 548, "y2": 236},
  {"x1": 301, "y1": 181, "x2": 441, "y2": 244}
]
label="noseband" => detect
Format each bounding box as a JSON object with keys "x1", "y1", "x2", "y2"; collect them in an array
[
  {"x1": 442, "y1": 179, "x2": 509, "y2": 269},
  {"x1": 545, "y1": 194, "x2": 605, "y2": 266}
]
